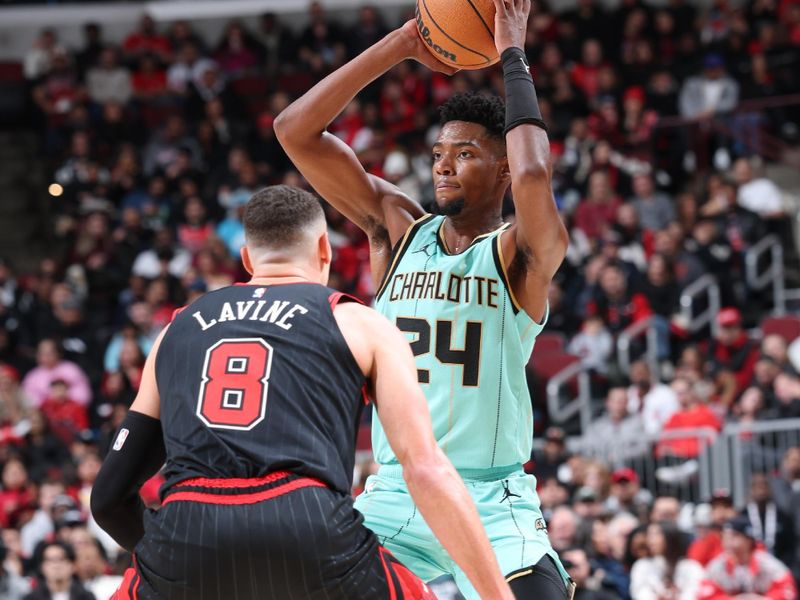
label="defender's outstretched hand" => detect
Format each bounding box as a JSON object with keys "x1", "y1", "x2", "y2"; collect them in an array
[
  {"x1": 399, "y1": 20, "x2": 460, "y2": 75},
  {"x1": 492, "y1": 0, "x2": 531, "y2": 53}
]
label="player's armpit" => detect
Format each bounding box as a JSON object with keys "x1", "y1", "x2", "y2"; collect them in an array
[{"x1": 90, "y1": 410, "x2": 166, "y2": 552}]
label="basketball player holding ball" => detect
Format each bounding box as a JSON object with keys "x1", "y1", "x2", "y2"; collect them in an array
[{"x1": 276, "y1": 0, "x2": 573, "y2": 597}]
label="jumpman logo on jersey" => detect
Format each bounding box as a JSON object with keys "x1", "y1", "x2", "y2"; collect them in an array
[
  {"x1": 500, "y1": 481, "x2": 521, "y2": 503},
  {"x1": 520, "y1": 57, "x2": 530, "y2": 75},
  {"x1": 412, "y1": 242, "x2": 436, "y2": 258}
]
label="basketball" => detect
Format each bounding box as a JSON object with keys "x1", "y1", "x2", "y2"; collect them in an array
[{"x1": 415, "y1": 0, "x2": 499, "y2": 70}]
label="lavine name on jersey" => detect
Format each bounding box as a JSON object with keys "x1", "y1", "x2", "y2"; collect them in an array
[{"x1": 192, "y1": 300, "x2": 309, "y2": 332}]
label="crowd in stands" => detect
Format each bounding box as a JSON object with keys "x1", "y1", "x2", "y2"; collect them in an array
[{"x1": 0, "y1": 0, "x2": 799, "y2": 597}]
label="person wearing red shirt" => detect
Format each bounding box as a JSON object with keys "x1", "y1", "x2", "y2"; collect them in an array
[
  {"x1": 705, "y1": 308, "x2": 760, "y2": 406},
  {"x1": 0, "y1": 457, "x2": 35, "y2": 528},
  {"x1": 699, "y1": 516, "x2": 798, "y2": 600},
  {"x1": 657, "y1": 376, "x2": 721, "y2": 460},
  {"x1": 122, "y1": 15, "x2": 171, "y2": 60},
  {"x1": 587, "y1": 263, "x2": 652, "y2": 335},
  {"x1": 574, "y1": 171, "x2": 623, "y2": 242},
  {"x1": 689, "y1": 490, "x2": 737, "y2": 566},
  {"x1": 40, "y1": 380, "x2": 89, "y2": 446}
]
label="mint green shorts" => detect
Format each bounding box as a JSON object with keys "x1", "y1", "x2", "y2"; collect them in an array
[{"x1": 353, "y1": 464, "x2": 569, "y2": 600}]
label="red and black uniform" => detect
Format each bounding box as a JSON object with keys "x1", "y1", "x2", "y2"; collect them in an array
[{"x1": 117, "y1": 283, "x2": 432, "y2": 600}]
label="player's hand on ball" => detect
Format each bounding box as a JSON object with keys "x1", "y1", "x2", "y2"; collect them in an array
[
  {"x1": 399, "y1": 20, "x2": 459, "y2": 75},
  {"x1": 492, "y1": 0, "x2": 531, "y2": 53}
]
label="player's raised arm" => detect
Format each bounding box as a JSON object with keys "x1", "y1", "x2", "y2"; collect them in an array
[
  {"x1": 494, "y1": 0, "x2": 568, "y2": 321},
  {"x1": 90, "y1": 327, "x2": 168, "y2": 552},
  {"x1": 273, "y1": 22, "x2": 447, "y2": 245},
  {"x1": 335, "y1": 303, "x2": 514, "y2": 600}
]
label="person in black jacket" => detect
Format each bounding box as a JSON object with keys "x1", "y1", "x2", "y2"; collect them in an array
[{"x1": 24, "y1": 541, "x2": 94, "y2": 600}]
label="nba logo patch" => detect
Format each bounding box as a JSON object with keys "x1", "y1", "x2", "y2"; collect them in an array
[
  {"x1": 113, "y1": 428, "x2": 130, "y2": 451},
  {"x1": 253, "y1": 288, "x2": 266, "y2": 299}
]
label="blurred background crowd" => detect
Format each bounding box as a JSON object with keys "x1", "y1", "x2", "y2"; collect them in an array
[{"x1": 0, "y1": 0, "x2": 798, "y2": 598}]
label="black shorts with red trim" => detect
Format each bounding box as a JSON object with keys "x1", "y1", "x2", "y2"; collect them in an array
[{"x1": 112, "y1": 471, "x2": 434, "y2": 600}]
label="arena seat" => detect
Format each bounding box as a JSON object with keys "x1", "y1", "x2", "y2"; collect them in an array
[{"x1": 760, "y1": 315, "x2": 800, "y2": 343}]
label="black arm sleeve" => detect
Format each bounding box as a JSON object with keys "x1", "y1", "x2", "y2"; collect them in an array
[
  {"x1": 502, "y1": 46, "x2": 547, "y2": 135},
  {"x1": 90, "y1": 410, "x2": 166, "y2": 552}
]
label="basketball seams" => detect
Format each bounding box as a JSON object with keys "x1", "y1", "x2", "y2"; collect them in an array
[
  {"x1": 464, "y1": 0, "x2": 495, "y2": 40},
  {"x1": 420, "y1": 0, "x2": 491, "y2": 67}
]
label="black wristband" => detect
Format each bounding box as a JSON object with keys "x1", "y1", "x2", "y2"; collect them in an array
[
  {"x1": 91, "y1": 410, "x2": 166, "y2": 552},
  {"x1": 501, "y1": 47, "x2": 547, "y2": 135}
]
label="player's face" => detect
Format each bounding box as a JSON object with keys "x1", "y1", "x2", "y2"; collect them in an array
[{"x1": 432, "y1": 121, "x2": 508, "y2": 216}]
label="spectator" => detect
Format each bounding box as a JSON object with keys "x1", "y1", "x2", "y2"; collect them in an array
[
  {"x1": 0, "y1": 365, "x2": 30, "y2": 428},
  {"x1": 0, "y1": 535, "x2": 30, "y2": 599},
  {"x1": 130, "y1": 54, "x2": 168, "y2": 103},
  {"x1": 39, "y1": 380, "x2": 88, "y2": 447},
  {"x1": 689, "y1": 489, "x2": 737, "y2": 567},
  {"x1": 562, "y1": 547, "x2": 619, "y2": 600},
  {"x1": 131, "y1": 228, "x2": 191, "y2": 280},
  {"x1": 0, "y1": 458, "x2": 34, "y2": 529},
  {"x1": 742, "y1": 472, "x2": 797, "y2": 570},
  {"x1": 699, "y1": 516, "x2": 798, "y2": 600},
  {"x1": 85, "y1": 48, "x2": 132, "y2": 106},
  {"x1": 583, "y1": 388, "x2": 648, "y2": 465},
  {"x1": 765, "y1": 372, "x2": 800, "y2": 419},
  {"x1": 732, "y1": 157, "x2": 785, "y2": 219},
  {"x1": 656, "y1": 377, "x2": 721, "y2": 468},
  {"x1": 73, "y1": 533, "x2": 121, "y2": 600},
  {"x1": 630, "y1": 521, "x2": 705, "y2": 600},
  {"x1": 166, "y1": 43, "x2": 215, "y2": 96},
  {"x1": 587, "y1": 264, "x2": 652, "y2": 336},
  {"x1": 650, "y1": 496, "x2": 681, "y2": 525},
  {"x1": 627, "y1": 360, "x2": 679, "y2": 437},
  {"x1": 122, "y1": 15, "x2": 171, "y2": 61},
  {"x1": 679, "y1": 53, "x2": 740, "y2": 120},
  {"x1": 628, "y1": 174, "x2": 676, "y2": 233},
  {"x1": 529, "y1": 426, "x2": 570, "y2": 483},
  {"x1": 706, "y1": 308, "x2": 760, "y2": 405},
  {"x1": 24, "y1": 29, "x2": 63, "y2": 81},
  {"x1": 214, "y1": 21, "x2": 259, "y2": 78},
  {"x1": 24, "y1": 540, "x2": 95, "y2": 600},
  {"x1": 605, "y1": 468, "x2": 651, "y2": 520},
  {"x1": 22, "y1": 340, "x2": 91, "y2": 409},
  {"x1": 567, "y1": 316, "x2": 614, "y2": 376},
  {"x1": 574, "y1": 171, "x2": 623, "y2": 243},
  {"x1": 549, "y1": 506, "x2": 580, "y2": 553}
]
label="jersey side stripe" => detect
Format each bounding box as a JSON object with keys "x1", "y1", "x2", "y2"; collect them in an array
[{"x1": 492, "y1": 233, "x2": 523, "y2": 314}]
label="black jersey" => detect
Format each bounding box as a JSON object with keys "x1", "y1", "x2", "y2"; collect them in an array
[{"x1": 155, "y1": 283, "x2": 366, "y2": 496}]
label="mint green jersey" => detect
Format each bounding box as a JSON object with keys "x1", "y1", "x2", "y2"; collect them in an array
[{"x1": 372, "y1": 215, "x2": 547, "y2": 470}]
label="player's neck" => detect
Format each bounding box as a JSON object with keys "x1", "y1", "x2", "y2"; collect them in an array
[
  {"x1": 248, "y1": 264, "x2": 320, "y2": 286},
  {"x1": 442, "y1": 211, "x2": 503, "y2": 254}
]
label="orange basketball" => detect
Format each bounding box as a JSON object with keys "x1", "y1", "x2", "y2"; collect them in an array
[{"x1": 415, "y1": 0, "x2": 499, "y2": 70}]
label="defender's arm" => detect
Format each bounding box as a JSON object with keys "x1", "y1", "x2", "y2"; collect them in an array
[
  {"x1": 334, "y1": 303, "x2": 514, "y2": 600},
  {"x1": 91, "y1": 328, "x2": 168, "y2": 551}
]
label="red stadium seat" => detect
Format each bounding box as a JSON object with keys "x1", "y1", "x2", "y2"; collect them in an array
[
  {"x1": 534, "y1": 332, "x2": 566, "y2": 355},
  {"x1": 529, "y1": 352, "x2": 581, "y2": 381},
  {"x1": 0, "y1": 62, "x2": 23, "y2": 82},
  {"x1": 760, "y1": 315, "x2": 800, "y2": 343}
]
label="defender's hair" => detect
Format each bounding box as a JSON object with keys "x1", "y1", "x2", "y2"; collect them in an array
[
  {"x1": 439, "y1": 92, "x2": 506, "y2": 141},
  {"x1": 243, "y1": 185, "x2": 324, "y2": 249}
]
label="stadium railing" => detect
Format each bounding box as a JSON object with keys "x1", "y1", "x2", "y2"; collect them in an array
[
  {"x1": 541, "y1": 419, "x2": 800, "y2": 507},
  {"x1": 616, "y1": 316, "x2": 660, "y2": 379},
  {"x1": 679, "y1": 274, "x2": 721, "y2": 337}
]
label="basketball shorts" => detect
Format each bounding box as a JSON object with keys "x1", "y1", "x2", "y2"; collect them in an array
[
  {"x1": 112, "y1": 471, "x2": 435, "y2": 600},
  {"x1": 353, "y1": 465, "x2": 571, "y2": 600}
]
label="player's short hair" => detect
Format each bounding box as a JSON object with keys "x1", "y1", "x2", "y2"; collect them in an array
[
  {"x1": 439, "y1": 92, "x2": 505, "y2": 141},
  {"x1": 244, "y1": 185, "x2": 324, "y2": 249}
]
